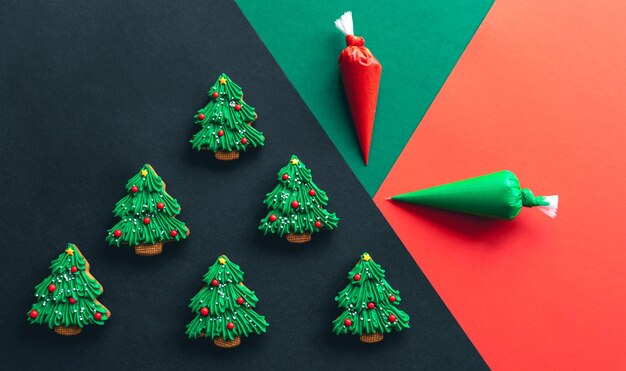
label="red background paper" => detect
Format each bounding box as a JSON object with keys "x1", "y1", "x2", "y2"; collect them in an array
[{"x1": 375, "y1": 0, "x2": 626, "y2": 369}]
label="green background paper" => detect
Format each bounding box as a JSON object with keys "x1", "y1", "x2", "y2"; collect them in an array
[{"x1": 237, "y1": 0, "x2": 494, "y2": 196}]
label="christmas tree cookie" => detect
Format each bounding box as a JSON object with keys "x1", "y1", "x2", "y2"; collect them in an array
[
  {"x1": 27, "y1": 244, "x2": 110, "y2": 336},
  {"x1": 332, "y1": 252, "x2": 409, "y2": 343},
  {"x1": 106, "y1": 164, "x2": 190, "y2": 256},
  {"x1": 186, "y1": 255, "x2": 269, "y2": 348},
  {"x1": 259, "y1": 155, "x2": 339, "y2": 243},
  {"x1": 190, "y1": 73, "x2": 264, "y2": 161}
]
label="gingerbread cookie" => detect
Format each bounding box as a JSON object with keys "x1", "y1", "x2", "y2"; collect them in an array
[
  {"x1": 190, "y1": 73, "x2": 264, "y2": 160},
  {"x1": 186, "y1": 255, "x2": 269, "y2": 348},
  {"x1": 27, "y1": 244, "x2": 110, "y2": 335},
  {"x1": 106, "y1": 164, "x2": 190, "y2": 256},
  {"x1": 332, "y1": 252, "x2": 409, "y2": 343},
  {"x1": 258, "y1": 155, "x2": 339, "y2": 243}
]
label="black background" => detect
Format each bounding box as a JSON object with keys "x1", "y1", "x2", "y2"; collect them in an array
[{"x1": 0, "y1": 1, "x2": 486, "y2": 369}]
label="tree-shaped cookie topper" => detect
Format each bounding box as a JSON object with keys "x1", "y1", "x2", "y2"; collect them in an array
[
  {"x1": 186, "y1": 255, "x2": 269, "y2": 348},
  {"x1": 27, "y1": 244, "x2": 110, "y2": 336},
  {"x1": 190, "y1": 73, "x2": 265, "y2": 161},
  {"x1": 259, "y1": 155, "x2": 340, "y2": 244},
  {"x1": 106, "y1": 164, "x2": 190, "y2": 256},
  {"x1": 332, "y1": 252, "x2": 410, "y2": 343}
]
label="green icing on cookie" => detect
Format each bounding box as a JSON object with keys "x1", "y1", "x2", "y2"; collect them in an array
[
  {"x1": 186, "y1": 255, "x2": 269, "y2": 341},
  {"x1": 27, "y1": 244, "x2": 109, "y2": 329},
  {"x1": 332, "y1": 252, "x2": 410, "y2": 338},
  {"x1": 190, "y1": 73, "x2": 264, "y2": 154},
  {"x1": 106, "y1": 164, "x2": 189, "y2": 247},
  {"x1": 258, "y1": 155, "x2": 339, "y2": 238}
]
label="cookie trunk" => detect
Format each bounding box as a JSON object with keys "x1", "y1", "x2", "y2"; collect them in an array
[
  {"x1": 285, "y1": 232, "x2": 311, "y2": 244},
  {"x1": 215, "y1": 150, "x2": 240, "y2": 161},
  {"x1": 54, "y1": 325, "x2": 82, "y2": 336},
  {"x1": 213, "y1": 336, "x2": 241, "y2": 348},
  {"x1": 134, "y1": 242, "x2": 164, "y2": 256},
  {"x1": 359, "y1": 332, "x2": 384, "y2": 343}
]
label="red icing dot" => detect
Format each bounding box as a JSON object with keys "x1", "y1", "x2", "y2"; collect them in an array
[
  {"x1": 70, "y1": 266, "x2": 78, "y2": 273},
  {"x1": 240, "y1": 138, "x2": 248, "y2": 145},
  {"x1": 156, "y1": 202, "x2": 165, "y2": 210},
  {"x1": 47, "y1": 284, "x2": 56, "y2": 293},
  {"x1": 353, "y1": 274, "x2": 361, "y2": 281},
  {"x1": 211, "y1": 279, "x2": 219, "y2": 287},
  {"x1": 29, "y1": 310, "x2": 38, "y2": 319},
  {"x1": 268, "y1": 214, "x2": 277, "y2": 222},
  {"x1": 200, "y1": 307, "x2": 209, "y2": 316},
  {"x1": 170, "y1": 230, "x2": 178, "y2": 238},
  {"x1": 234, "y1": 104, "x2": 241, "y2": 111},
  {"x1": 69, "y1": 297, "x2": 76, "y2": 304},
  {"x1": 344, "y1": 318, "x2": 352, "y2": 327},
  {"x1": 143, "y1": 217, "x2": 151, "y2": 225},
  {"x1": 314, "y1": 221, "x2": 322, "y2": 228},
  {"x1": 282, "y1": 174, "x2": 289, "y2": 180},
  {"x1": 389, "y1": 295, "x2": 396, "y2": 303},
  {"x1": 367, "y1": 302, "x2": 375, "y2": 310},
  {"x1": 113, "y1": 229, "x2": 122, "y2": 238},
  {"x1": 217, "y1": 130, "x2": 224, "y2": 137},
  {"x1": 388, "y1": 314, "x2": 397, "y2": 323},
  {"x1": 227, "y1": 322, "x2": 235, "y2": 330},
  {"x1": 291, "y1": 200, "x2": 299, "y2": 209},
  {"x1": 130, "y1": 185, "x2": 139, "y2": 193},
  {"x1": 197, "y1": 113, "x2": 205, "y2": 120},
  {"x1": 94, "y1": 312, "x2": 102, "y2": 320},
  {"x1": 308, "y1": 189, "x2": 316, "y2": 196},
  {"x1": 236, "y1": 297, "x2": 244, "y2": 305},
  {"x1": 212, "y1": 92, "x2": 219, "y2": 99}
]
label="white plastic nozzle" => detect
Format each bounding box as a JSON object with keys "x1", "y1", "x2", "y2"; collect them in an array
[
  {"x1": 537, "y1": 195, "x2": 559, "y2": 218},
  {"x1": 334, "y1": 11, "x2": 354, "y2": 36}
]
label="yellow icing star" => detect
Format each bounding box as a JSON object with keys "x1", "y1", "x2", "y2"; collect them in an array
[
  {"x1": 219, "y1": 77, "x2": 227, "y2": 85},
  {"x1": 65, "y1": 247, "x2": 75, "y2": 256},
  {"x1": 290, "y1": 158, "x2": 299, "y2": 165},
  {"x1": 141, "y1": 169, "x2": 148, "y2": 177},
  {"x1": 362, "y1": 253, "x2": 371, "y2": 261},
  {"x1": 218, "y1": 257, "x2": 227, "y2": 265}
]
